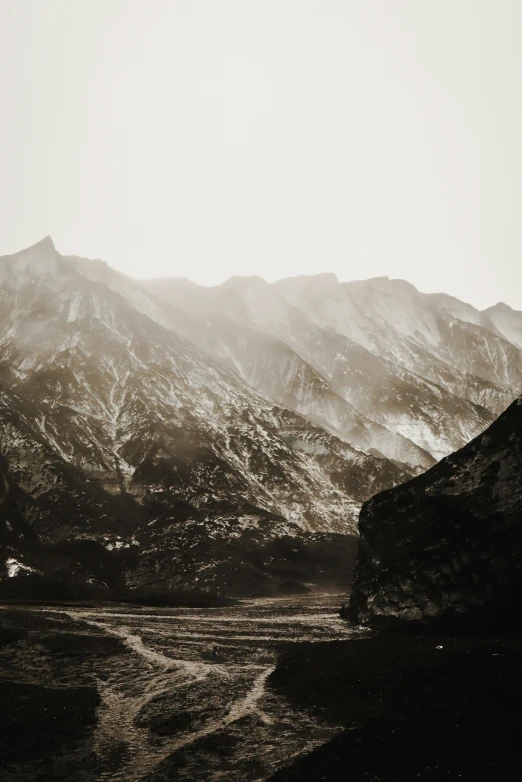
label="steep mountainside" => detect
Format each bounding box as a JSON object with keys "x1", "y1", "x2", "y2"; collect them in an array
[
  {"x1": 348, "y1": 394, "x2": 522, "y2": 631},
  {"x1": 145, "y1": 272, "x2": 522, "y2": 470},
  {"x1": 0, "y1": 238, "x2": 409, "y2": 595},
  {"x1": 2, "y1": 236, "x2": 521, "y2": 597}
]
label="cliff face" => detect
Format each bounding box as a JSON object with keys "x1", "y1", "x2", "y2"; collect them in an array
[{"x1": 349, "y1": 395, "x2": 522, "y2": 632}]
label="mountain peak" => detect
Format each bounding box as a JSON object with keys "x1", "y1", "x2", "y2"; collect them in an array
[
  {"x1": 485, "y1": 301, "x2": 513, "y2": 314},
  {"x1": 3, "y1": 234, "x2": 56, "y2": 258},
  {"x1": 345, "y1": 276, "x2": 418, "y2": 294},
  {"x1": 221, "y1": 274, "x2": 269, "y2": 288},
  {"x1": 217, "y1": 275, "x2": 275, "y2": 300},
  {"x1": 33, "y1": 234, "x2": 55, "y2": 251},
  {"x1": 310, "y1": 272, "x2": 339, "y2": 283},
  {"x1": 11, "y1": 235, "x2": 57, "y2": 258},
  {"x1": 274, "y1": 272, "x2": 341, "y2": 300},
  {"x1": 0, "y1": 234, "x2": 67, "y2": 284},
  {"x1": 277, "y1": 272, "x2": 339, "y2": 285}
]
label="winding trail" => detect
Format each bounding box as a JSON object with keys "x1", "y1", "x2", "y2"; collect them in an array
[
  {"x1": 55, "y1": 609, "x2": 278, "y2": 781},
  {"x1": 40, "y1": 595, "x2": 360, "y2": 781}
]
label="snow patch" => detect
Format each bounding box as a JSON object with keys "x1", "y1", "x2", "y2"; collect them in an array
[{"x1": 5, "y1": 558, "x2": 37, "y2": 578}]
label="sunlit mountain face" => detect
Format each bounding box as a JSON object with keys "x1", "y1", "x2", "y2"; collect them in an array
[
  {"x1": 0, "y1": 237, "x2": 520, "y2": 596},
  {"x1": 0, "y1": 238, "x2": 410, "y2": 596},
  {"x1": 143, "y1": 268, "x2": 522, "y2": 464}
]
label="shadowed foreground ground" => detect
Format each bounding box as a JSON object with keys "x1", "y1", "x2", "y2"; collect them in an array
[
  {"x1": 269, "y1": 633, "x2": 522, "y2": 781},
  {"x1": 0, "y1": 615, "x2": 113, "y2": 781},
  {"x1": 3, "y1": 602, "x2": 521, "y2": 781},
  {"x1": 0, "y1": 595, "x2": 358, "y2": 781}
]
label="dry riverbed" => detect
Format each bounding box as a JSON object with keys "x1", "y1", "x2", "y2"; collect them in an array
[{"x1": 0, "y1": 595, "x2": 367, "y2": 781}]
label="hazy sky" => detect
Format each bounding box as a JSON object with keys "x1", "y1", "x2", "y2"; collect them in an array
[{"x1": 1, "y1": 1, "x2": 521, "y2": 309}]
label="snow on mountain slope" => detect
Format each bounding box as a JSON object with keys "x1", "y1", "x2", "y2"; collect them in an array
[
  {"x1": 147, "y1": 272, "x2": 519, "y2": 431},
  {"x1": 320, "y1": 339, "x2": 493, "y2": 461},
  {"x1": 0, "y1": 238, "x2": 415, "y2": 594},
  {"x1": 277, "y1": 274, "x2": 439, "y2": 352},
  {"x1": 425, "y1": 291, "x2": 485, "y2": 327},
  {"x1": 203, "y1": 325, "x2": 434, "y2": 472},
  {"x1": 481, "y1": 302, "x2": 522, "y2": 352},
  {"x1": 145, "y1": 274, "x2": 506, "y2": 464},
  {"x1": 275, "y1": 274, "x2": 522, "y2": 396},
  {"x1": 272, "y1": 273, "x2": 520, "y2": 420},
  {"x1": 429, "y1": 294, "x2": 522, "y2": 354},
  {"x1": 2, "y1": 237, "x2": 519, "y2": 594},
  {"x1": 138, "y1": 293, "x2": 435, "y2": 472},
  {"x1": 54, "y1": 265, "x2": 430, "y2": 473}
]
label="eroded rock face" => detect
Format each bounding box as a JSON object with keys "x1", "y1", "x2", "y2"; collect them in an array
[{"x1": 349, "y1": 396, "x2": 522, "y2": 632}]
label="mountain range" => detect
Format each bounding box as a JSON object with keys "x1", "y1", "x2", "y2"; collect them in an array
[{"x1": 1, "y1": 237, "x2": 521, "y2": 595}]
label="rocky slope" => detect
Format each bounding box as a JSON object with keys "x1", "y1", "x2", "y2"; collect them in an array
[
  {"x1": 348, "y1": 393, "x2": 522, "y2": 631},
  {"x1": 271, "y1": 391, "x2": 522, "y2": 780},
  {"x1": 145, "y1": 272, "x2": 522, "y2": 470},
  {"x1": 2, "y1": 236, "x2": 521, "y2": 598},
  {"x1": 0, "y1": 238, "x2": 409, "y2": 595}
]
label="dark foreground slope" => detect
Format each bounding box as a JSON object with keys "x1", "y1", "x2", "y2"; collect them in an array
[
  {"x1": 269, "y1": 398, "x2": 522, "y2": 780},
  {"x1": 349, "y1": 394, "x2": 522, "y2": 632},
  {"x1": 269, "y1": 634, "x2": 522, "y2": 782}
]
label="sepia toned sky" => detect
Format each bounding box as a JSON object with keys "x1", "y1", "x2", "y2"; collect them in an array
[{"x1": 1, "y1": 0, "x2": 521, "y2": 309}]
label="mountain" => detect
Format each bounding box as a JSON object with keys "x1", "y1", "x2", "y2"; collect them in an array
[
  {"x1": 2, "y1": 237, "x2": 521, "y2": 598},
  {"x1": 0, "y1": 238, "x2": 409, "y2": 596},
  {"x1": 144, "y1": 272, "x2": 522, "y2": 471},
  {"x1": 348, "y1": 393, "x2": 522, "y2": 631}
]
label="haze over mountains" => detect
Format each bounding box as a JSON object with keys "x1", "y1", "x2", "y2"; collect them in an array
[
  {"x1": 144, "y1": 265, "x2": 522, "y2": 464},
  {"x1": 1, "y1": 237, "x2": 521, "y2": 595}
]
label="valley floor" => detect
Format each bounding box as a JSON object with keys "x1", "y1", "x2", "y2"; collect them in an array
[
  {"x1": 3, "y1": 597, "x2": 519, "y2": 781},
  {"x1": 0, "y1": 594, "x2": 364, "y2": 781}
]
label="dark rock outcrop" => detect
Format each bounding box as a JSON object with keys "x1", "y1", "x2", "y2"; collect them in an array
[{"x1": 349, "y1": 395, "x2": 522, "y2": 632}]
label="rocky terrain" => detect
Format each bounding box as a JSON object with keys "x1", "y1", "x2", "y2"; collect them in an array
[
  {"x1": 1, "y1": 236, "x2": 522, "y2": 598},
  {"x1": 269, "y1": 391, "x2": 522, "y2": 781},
  {"x1": 348, "y1": 393, "x2": 522, "y2": 631},
  {"x1": 144, "y1": 272, "x2": 522, "y2": 467},
  {"x1": 0, "y1": 238, "x2": 407, "y2": 597},
  {"x1": 0, "y1": 594, "x2": 360, "y2": 782},
  {"x1": 2, "y1": 239, "x2": 522, "y2": 779}
]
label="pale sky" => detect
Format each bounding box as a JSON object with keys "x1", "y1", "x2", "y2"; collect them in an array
[{"x1": 1, "y1": 0, "x2": 521, "y2": 309}]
